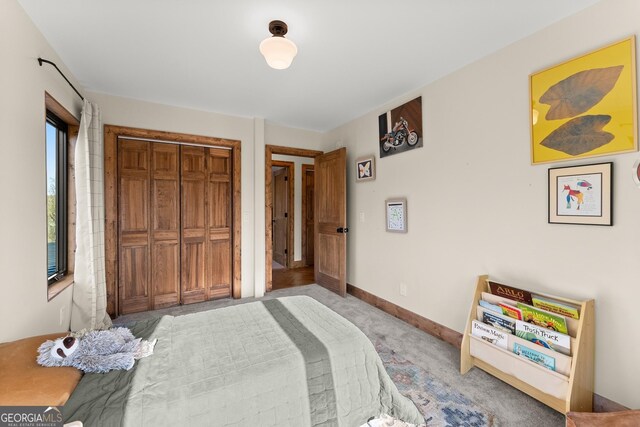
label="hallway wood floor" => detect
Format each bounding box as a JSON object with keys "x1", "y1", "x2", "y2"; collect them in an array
[{"x1": 271, "y1": 265, "x2": 315, "y2": 290}]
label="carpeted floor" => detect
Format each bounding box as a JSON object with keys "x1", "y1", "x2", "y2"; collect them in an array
[{"x1": 114, "y1": 284, "x2": 566, "y2": 427}]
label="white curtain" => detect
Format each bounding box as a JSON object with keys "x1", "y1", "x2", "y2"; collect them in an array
[{"x1": 70, "y1": 100, "x2": 112, "y2": 331}]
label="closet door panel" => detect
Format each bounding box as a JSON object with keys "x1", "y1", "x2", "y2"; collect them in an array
[
  {"x1": 208, "y1": 239, "x2": 231, "y2": 299},
  {"x1": 182, "y1": 181, "x2": 206, "y2": 229},
  {"x1": 153, "y1": 180, "x2": 178, "y2": 231},
  {"x1": 206, "y1": 148, "x2": 232, "y2": 299},
  {"x1": 152, "y1": 242, "x2": 179, "y2": 308},
  {"x1": 151, "y1": 143, "x2": 180, "y2": 309},
  {"x1": 182, "y1": 241, "x2": 205, "y2": 304},
  {"x1": 118, "y1": 139, "x2": 151, "y2": 314},
  {"x1": 121, "y1": 245, "x2": 148, "y2": 300},
  {"x1": 181, "y1": 146, "x2": 207, "y2": 303},
  {"x1": 120, "y1": 179, "x2": 148, "y2": 231},
  {"x1": 208, "y1": 182, "x2": 229, "y2": 227}
]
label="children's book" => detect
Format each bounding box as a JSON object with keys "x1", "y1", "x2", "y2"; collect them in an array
[
  {"x1": 479, "y1": 299, "x2": 501, "y2": 314},
  {"x1": 487, "y1": 280, "x2": 533, "y2": 305},
  {"x1": 515, "y1": 320, "x2": 570, "y2": 355},
  {"x1": 532, "y1": 295, "x2": 580, "y2": 320},
  {"x1": 499, "y1": 302, "x2": 522, "y2": 320},
  {"x1": 513, "y1": 342, "x2": 556, "y2": 371},
  {"x1": 517, "y1": 302, "x2": 568, "y2": 335},
  {"x1": 482, "y1": 310, "x2": 516, "y2": 335},
  {"x1": 472, "y1": 320, "x2": 509, "y2": 349}
]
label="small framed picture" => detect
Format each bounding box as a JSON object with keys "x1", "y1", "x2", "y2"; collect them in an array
[
  {"x1": 355, "y1": 155, "x2": 375, "y2": 182},
  {"x1": 385, "y1": 198, "x2": 407, "y2": 233},
  {"x1": 548, "y1": 162, "x2": 612, "y2": 226}
]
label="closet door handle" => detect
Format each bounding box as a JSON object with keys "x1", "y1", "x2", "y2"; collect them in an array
[{"x1": 336, "y1": 227, "x2": 349, "y2": 233}]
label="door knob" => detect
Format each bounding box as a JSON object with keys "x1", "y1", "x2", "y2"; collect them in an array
[{"x1": 336, "y1": 227, "x2": 349, "y2": 233}]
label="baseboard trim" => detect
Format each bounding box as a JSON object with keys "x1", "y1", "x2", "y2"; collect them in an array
[
  {"x1": 593, "y1": 395, "x2": 631, "y2": 413},
  {"x1": 345, "y1": 283, "x2": 628, "y2": 413},
  {"x1": 346, "y1": 284, "x2": 462, "y2": 349},
  {"x1": 290, "y1": 260, "x2": 305, "y2": 269}
]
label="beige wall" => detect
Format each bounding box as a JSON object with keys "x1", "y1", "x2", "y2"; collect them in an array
[
  {"x1": 265, "y1": 122, "x2": 324, "y2": 150},
  {"x1": 0, "y1": 0, "x2": 84, "y2": 342},
  {"x1": 323, "y1": 0, "x2": 640, "y2": 408}
]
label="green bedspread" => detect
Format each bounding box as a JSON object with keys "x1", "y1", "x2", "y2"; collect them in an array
[{"x1": 63, "y1": 296, "x2": 423, "y2": 426}]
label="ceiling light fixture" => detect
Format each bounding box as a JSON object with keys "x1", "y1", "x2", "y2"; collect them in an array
[{"x1": 259, "y1": 20, "x2": 298, "y2": 70}]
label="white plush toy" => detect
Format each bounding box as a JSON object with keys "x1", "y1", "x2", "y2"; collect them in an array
[
  {"x1": 37, "y1": 327, "x2": 156, "y2": 373},
  {"x1": 361, "y1": 414, "x2": 426, "y2": 427}
]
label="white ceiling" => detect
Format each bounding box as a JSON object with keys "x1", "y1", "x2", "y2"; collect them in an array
[{"x1": 19, "y1": 0, "x2": 601, "y2": 132}]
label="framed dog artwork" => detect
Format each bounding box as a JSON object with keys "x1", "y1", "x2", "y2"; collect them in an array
[{"x1": 548, "y1": 162, "x2": 612, "y2": 226}]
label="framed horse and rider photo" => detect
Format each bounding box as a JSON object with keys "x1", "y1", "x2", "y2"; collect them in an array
[
  {"x1": 378, "y1": 96, "x2": 423, "y2": 158},
  {"x1": 548, "y1": 162, "x2": 612, "y2": 226}
]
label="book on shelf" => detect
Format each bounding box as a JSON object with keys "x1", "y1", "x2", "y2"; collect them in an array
[
  {"x1": 482, "y1": 310, "x2": 515, "y2": 335},
  {"x1": 471, "y1": 320, "x2": 509, "y2": 349},
  {"x1": 499, "y1": 302, "x2": 522, "y2": 320},
  {"x1": 517, "y1": 302, "x2": 568, "y2": 335},
  {"x1": 513, "y1": 342, "x2": 556, "y2": 371},
  {"x1": 475, "y1": 304, "x2": 573, "y2": 376},
  {"x1": 487, "y1": 280, "x2": 533, "y2": 305},
  {"x1": 477, "y1": 302, "x2": 571, "y2": 354},
  {"x1": 515, "y1": 319, "x2": 570, "y2": 355},
  {"x1": 532, "y1": 295, "x2": 580, "y2": 320},
  {"x1": 479, "y1": 299, "x2": 501, "y2": 314}
]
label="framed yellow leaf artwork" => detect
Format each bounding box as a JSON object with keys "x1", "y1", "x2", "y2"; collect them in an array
[{"x1": 530, "y1": 36, "x2": 637, "y2": 164}]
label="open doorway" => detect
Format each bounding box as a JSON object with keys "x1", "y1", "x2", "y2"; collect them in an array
[
  {"x1": 271, "y1": 160, "x2": 293, "y2": 269},
  {"x1": 266, "y1": 145, "x2": 322, "y2": 291},
  {"x1": 301, "y1": 164, "x2": 315, "y2": 268}
]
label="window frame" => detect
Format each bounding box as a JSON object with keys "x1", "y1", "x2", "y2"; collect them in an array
[{"x1": 46, "y1": 110, "x2": 69, "y2": 286}]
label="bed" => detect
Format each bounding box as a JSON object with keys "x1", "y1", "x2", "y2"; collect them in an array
[{"x1": 62, "y1": 296, "x2": 424, "y2": 426}]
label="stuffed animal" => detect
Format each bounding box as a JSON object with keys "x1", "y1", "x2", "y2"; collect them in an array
[
  {"x1": 37, "y1": 327, "x2": 156, "y2": 373},
  {"x1": 361, "y1": 414, "x2": 426, "y2": 427}
]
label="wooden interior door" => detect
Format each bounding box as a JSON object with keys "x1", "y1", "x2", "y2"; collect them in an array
[
  {"x1": 118, "y1": 139, "x2": 151, "y2": 314},
  {"x1": 151, "y1": 143, "x2": 180, "y2": 309},
  {"x1": 205, "y1": 148, "x2": 232, "y2": 299},
  {"x1": 314, "y1": 148, "x2": 347, "y2": 296},
  {"x1": 272, "y1": 167, "x2": 288, "y2": 267},
  {"x1": 181, "y1": 145, "x2": 232, "y2": 304},
  {"x1": 107, "y1": 126, "x2": 241, "y2": 316},
  {"x1": 303, "y1": 166, "x2": 315, "y2": 266},
  {"x1": 118, "y1": 142, "x2": 233, "y2": 313},
  {"x1": 181, "y1": 146, "x2": 207, "y2": 304}
]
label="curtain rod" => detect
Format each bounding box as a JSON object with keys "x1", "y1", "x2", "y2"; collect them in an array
[
  {"x1": 38, "y1": 57, "x2": 85, "y2": 102},
  {"x1": 117, "y1": 135, "x2": 232, "y2": 150}
]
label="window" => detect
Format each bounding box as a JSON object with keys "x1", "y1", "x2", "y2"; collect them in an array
[{"x1": 46, "y1": 111, "x2": 68, "y2": 285}]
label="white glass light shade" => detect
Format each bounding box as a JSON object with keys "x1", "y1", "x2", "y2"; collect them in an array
[{"x1": 259, "y1": 36, "x2": 298, "y2": 70}]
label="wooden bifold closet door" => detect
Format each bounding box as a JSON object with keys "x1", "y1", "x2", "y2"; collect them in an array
[
  {"x1": 180, "y1": 146, "x2": 232, "y2": 304},
  {"x1": 118, "y1": 139, "x2": 232, "y2": 314}
]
